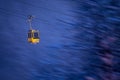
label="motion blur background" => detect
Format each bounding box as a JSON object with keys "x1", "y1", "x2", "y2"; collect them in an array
[{"x1": 0, "y1": 0, "x2": 120, "y2": 80}]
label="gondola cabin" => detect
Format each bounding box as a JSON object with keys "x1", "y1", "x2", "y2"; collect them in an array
[{"x1": 28, "y1": 29, "x2": 40, "y2": 44}]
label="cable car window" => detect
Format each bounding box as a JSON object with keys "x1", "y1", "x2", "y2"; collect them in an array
[
  {"x1": 34, "y1": 32, "x2": 39, "y2": 38},
  {"x1": 28, "y1": 33, "x2": 32, "y2": 38}
]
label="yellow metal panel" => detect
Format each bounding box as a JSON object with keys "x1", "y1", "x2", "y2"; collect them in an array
[{"x1": 28, "y1": 38, "x2": 39, "y2": 44}]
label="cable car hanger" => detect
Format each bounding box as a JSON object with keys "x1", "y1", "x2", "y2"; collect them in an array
[
  {"x1": 27, "y1": 15, "x2": 40, "y2": 44},
  {"x1": 28, "y1": 15, "x2": 34, "y2": 30}
]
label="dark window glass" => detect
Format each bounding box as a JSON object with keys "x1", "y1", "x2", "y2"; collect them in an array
[
  {"x1": 28, "y1": 33, "x2": 32, "y2": 38},
  {"x1": 34, "y1": 32, "x2": 39, "y2": 39}
]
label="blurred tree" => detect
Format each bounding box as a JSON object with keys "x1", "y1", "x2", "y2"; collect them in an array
[{"x1": 69, "y1": 0, "x2": 120, "y2": 80}]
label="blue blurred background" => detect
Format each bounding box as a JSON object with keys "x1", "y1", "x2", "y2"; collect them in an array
[{"x1": 0, "y1": 0, "x2": 120, "y2": 80}]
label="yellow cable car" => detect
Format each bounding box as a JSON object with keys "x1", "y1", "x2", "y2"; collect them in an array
[
  {"x1": 28, "y1": 29, "x2": 40, "y2": 44},
  {"x1": 27, "y1": 15, "x2": 40, "y2": 44}
]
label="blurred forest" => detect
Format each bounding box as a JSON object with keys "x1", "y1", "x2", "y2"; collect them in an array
[
  {"x1": 0, "y1": 0, "x2": 120, "y2": 80},
  {"x1": 71, "y1": 0, "x2": 120, "y2": 80}
]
